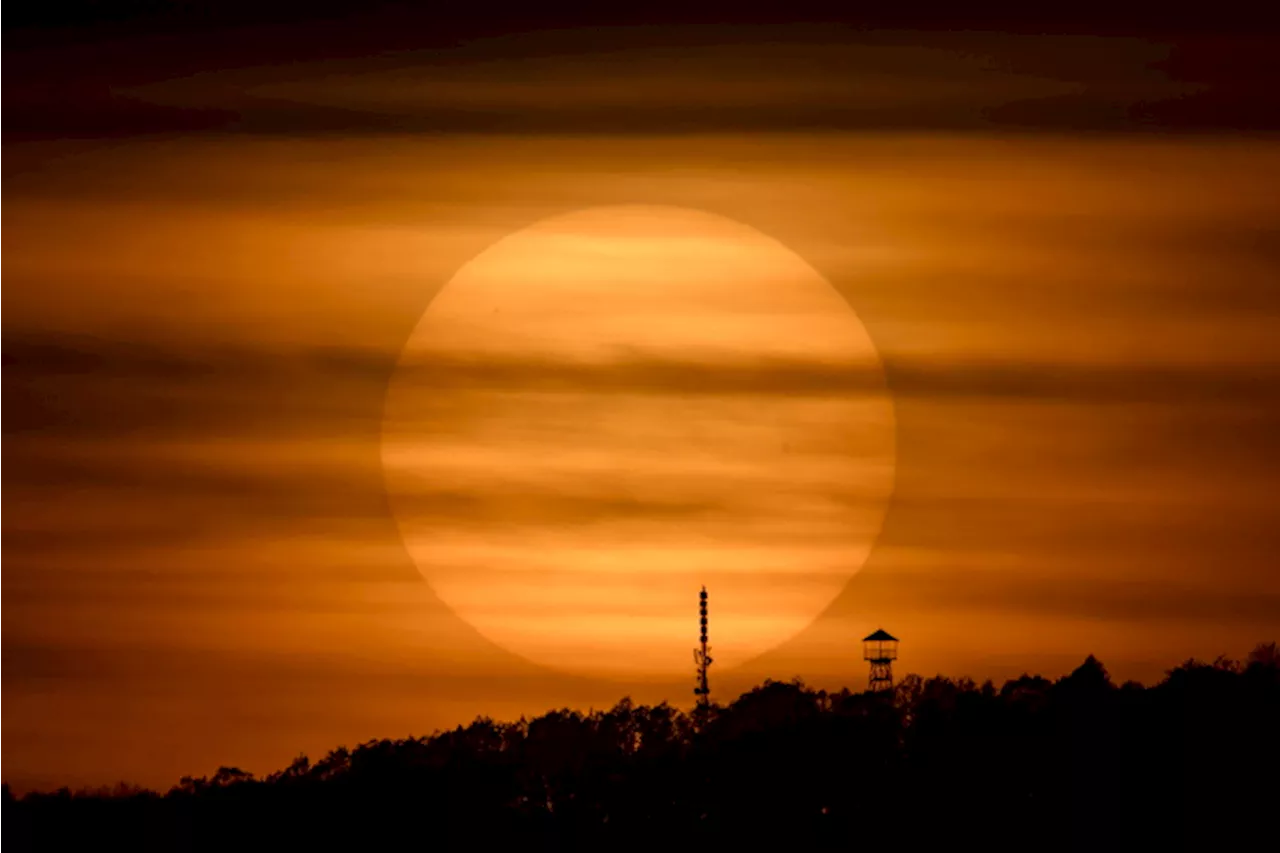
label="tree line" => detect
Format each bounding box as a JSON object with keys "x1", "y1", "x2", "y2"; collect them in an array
[{"x1": 5, "y1": 643, "x2": 1278, "y2": 851}]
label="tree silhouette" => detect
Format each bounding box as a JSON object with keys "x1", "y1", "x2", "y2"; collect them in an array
[{"x1": 4, "y1": 643, "x2": 1278, "y2": 852}]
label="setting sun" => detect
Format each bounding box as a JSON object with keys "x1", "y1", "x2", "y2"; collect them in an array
[{"x1": 382, "y1": 206, "x2": 895, "y2": 676}]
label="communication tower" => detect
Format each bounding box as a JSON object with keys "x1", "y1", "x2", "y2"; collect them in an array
[{"x1": 693, "y1": 586, "x2": 713, "y2": 708}]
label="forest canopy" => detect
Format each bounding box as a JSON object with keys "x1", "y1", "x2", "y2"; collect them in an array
[{"x1": 6, "y1": 643, "x2": 1278, "y2": 852}]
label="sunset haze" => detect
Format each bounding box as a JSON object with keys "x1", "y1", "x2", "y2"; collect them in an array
[{"x1": 5, "y1": 7, "x2": 1280, "y2": 793}]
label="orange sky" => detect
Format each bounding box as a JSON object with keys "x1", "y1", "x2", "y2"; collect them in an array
[{"x1": 5, "y1": 17, "x2": 1280, "y2": 792}]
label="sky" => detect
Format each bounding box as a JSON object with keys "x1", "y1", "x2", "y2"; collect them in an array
[{"x1": 5, "y1": 5, "x2": 1280, "y2": 792}]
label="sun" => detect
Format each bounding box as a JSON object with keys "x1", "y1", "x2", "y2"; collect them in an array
[{"x1": 382, "y1": 205, "x2": 894, "y2": 679}]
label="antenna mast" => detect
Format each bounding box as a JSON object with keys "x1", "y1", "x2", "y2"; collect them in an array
[{"x1": 693, "y1": 586, "x2": 712, "y2": 708}]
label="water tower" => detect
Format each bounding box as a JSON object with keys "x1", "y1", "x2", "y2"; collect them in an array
[{"x1": 863, "y1": 628, "x2": 898, "y2": 692}]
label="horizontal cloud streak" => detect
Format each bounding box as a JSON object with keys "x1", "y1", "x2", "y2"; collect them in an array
[
  {"x1": 7, "y1": 333, "x2": 1280, "y2": 399},
  {"x1": 8, "y1": 23, "x2": 1280, "y2": 139},
  {"x1": 851, "y1": 566, "x2": 1280, "y2": 625}
]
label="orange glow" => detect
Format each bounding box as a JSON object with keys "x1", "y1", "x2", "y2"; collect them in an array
[
  {"x1": 382, "y1": 206, "x2": 894, "y2": 676},
  {"x1": 6, "y1": 17, "x2": 1280, "y2": 791}
]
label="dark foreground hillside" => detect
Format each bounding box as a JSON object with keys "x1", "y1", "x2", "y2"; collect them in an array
[{"x1": 6, "y1": 646, "x2": 1279, "y2": 852}]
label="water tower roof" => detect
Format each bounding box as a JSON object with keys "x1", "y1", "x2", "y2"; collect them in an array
[{"x1": 863, "y1": 629, "x2": 898, "y2": 642}]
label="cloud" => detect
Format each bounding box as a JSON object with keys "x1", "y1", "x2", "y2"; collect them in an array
[
  {"x1": 850, "y1": 564, "x2": 1280, "y2": 625},
  {"x1": 8, "y1": 22, "x2": 1278, "y2": 140},
  {"x1": 6, "y1": 331, "x2": 1280, "y2": 429},
  {"x1": 7, "y1": 330, "x2": 1279, "y2": 583}
]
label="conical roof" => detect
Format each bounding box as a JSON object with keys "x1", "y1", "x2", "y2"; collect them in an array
[{"x1": 863, "y1": 628, "x2": 898, "y2": 642}]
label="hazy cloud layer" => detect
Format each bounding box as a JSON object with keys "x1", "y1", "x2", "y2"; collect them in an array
[
  {"x1": 8, "y1": 329, "x2": 1279, "y2": 565},
  {"x1": 8, "y1": 332, "x2": 1280, "y2": 413},
  {"x1": 8, "y1": 22, "x2": 1280, "y2": 139},
  {"x1": 5, "y1": 68, "x2": 1279, "y2": 788}
]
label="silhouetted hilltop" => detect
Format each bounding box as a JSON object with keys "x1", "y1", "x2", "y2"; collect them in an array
[{"x1": 6, "y1": 644, "x2": 1278, "y2": 852}]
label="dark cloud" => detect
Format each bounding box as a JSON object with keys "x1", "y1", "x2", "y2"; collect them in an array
[
  {"x1": 1, "y1": 443, "x2": 726, "y2": 537},
  {"x1": 7, "y1": 331, "x2": 1280, "y2": 577},
  {"x1": 402, "y1": 354, "x2": 1280, "y2": 405},
  {"x1": 7, "y1": 15, "x2": 1280, "y2": 140},
  {"x1": 1, "y1": 334, "x2": 393, "y2": 440},
  {"x1": 6, "y1": 332, "x2": 1280, "y2": 430},
  {"x1": 1, "y1": 642, "x2": 123, "y2": 683},
  {"x1": 0, "y1": 631, "x2": 612, "y2": 718},
  {"x1": 8, "y1": 2, "x2": 1273, "y2": 39}
]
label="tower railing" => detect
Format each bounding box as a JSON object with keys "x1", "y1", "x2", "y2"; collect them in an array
[{"x1": 863, "y1": 630, "x2": 899, "y2": 692}]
